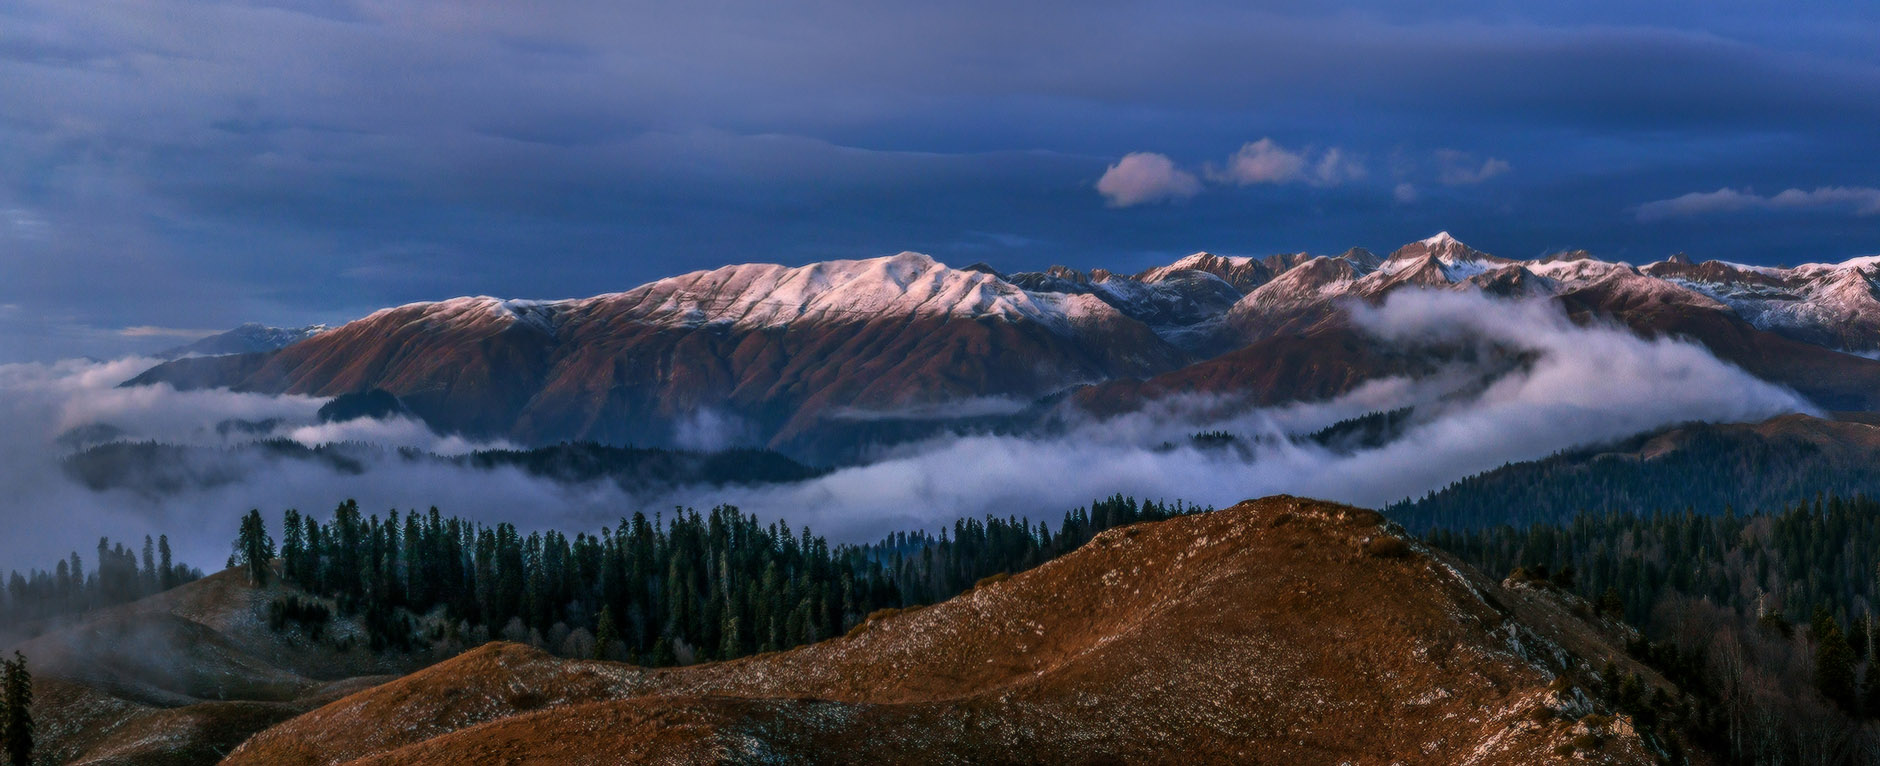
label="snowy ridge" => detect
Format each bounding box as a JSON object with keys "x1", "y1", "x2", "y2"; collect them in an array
[
  {"x1": 311, "y1": 235, "x2": 1880, "y2": 355},
  {"x1": 156, "y1": 322, "x2": 332, "y2": 358},
  {"x1": 1644, "y1": 252, "x2": 1880, "y2": 349},
  {"x1": 599, "y1": 252, "x2": 1123, "y2": 334}
]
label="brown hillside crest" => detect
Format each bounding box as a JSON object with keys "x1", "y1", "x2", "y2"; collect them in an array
[{"x1": 222, "y1": 496, "x2": 1668, "y2": 765}]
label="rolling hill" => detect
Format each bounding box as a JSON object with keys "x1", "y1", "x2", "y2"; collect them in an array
[{"x1": 218, "y1": 497, "x2": 1674, "y2": 765}]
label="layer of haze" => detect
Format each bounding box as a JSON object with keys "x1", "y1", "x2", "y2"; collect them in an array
[{"x1": 0, "y1": 291, "x2": 1811, "y2": 574}]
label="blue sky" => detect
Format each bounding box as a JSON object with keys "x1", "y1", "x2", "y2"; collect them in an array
[{"x1": 2, "y1": 0, "x2": 1878, "y2": 360}]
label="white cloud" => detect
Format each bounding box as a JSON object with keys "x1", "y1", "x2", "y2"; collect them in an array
[
  {"x1": 286, "y1": 416, "x2": 513, "y2": 456},
  {"x1": 1211, "y1": 138, "x2": 1307, "y2": 184},
  {"x1": 1313, "y1": 147, "x2": 1367, "y2": 185},
  {"x1": 1393, "y1": 182, "x2": 1419, "y2": 204},
  {"x1": 1635, "y1": 186, "x2": 1880, "y2": 221},
  {"x1": 1098, "y1": 137, "x2": 1375, "y2": 207},
  {"x1": 1205, "y1": 138, "x2": 1364, "y2": 188},
  {"x1": 1095, "y1": 152, "x2": 1203, "y2": 207},
  {"x1": 118, "y1": 326, "x2": 220, "y2": 339},
  {"x1": 672, "y1": 408, "x2": 755, "y2": 451},
  {"x1": 0, "y1": 293, "x2": 1814, "y2": 570},
  {"x1": 1436, "y1": 150, "x2": 1511, "y2": 185},
  {"x1": 0, "y1": 357, "x2": 639, "y2": 568},
  {"x1": 2, "y1": 208, "x2": 50, "y2": 241},
  {"x1": 634, "y1": 291, "x2": 1810, "y2": 540}
]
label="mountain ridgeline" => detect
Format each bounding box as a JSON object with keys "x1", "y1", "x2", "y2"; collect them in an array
[{"x1": 123, "y1": 235, "x2": 1880, "y2": 460}]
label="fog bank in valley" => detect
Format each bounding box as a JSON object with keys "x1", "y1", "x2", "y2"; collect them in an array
[{"x1": 0, "y1": 291, "x2": 1811, "y2": 574}]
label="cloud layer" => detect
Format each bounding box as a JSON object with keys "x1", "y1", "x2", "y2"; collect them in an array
[
  {"x1": 0, "y1": 291, "x2": 1810, "y2": 575},
  {"x1": 1636, "y1": 186, "x2": 1880, "y2": 221}
]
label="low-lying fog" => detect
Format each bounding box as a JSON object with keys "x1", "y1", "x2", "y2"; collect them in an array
[{"x1": 0, "y1": 291, "x2": 1811, "y2": 572}]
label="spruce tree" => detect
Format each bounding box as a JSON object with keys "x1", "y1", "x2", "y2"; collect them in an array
[
  {"x1": 593, "y1": 606, "x2": 620, "y2": 661},
  {"x1": 140, "y1": 536, "x2": 157, "y2": 593},
  {"x1": 235, "y1": 509, "x2": 275, "y2": 586},
  {"x1": 2, "y1": 652, "x2": 32, "y2": 766},
  {"x1": 157, "y1": 535, "x2": 175, "y2": 590},
  {"x1": 1813, "y1": 609, "x2": 1857, "y2": 711}
]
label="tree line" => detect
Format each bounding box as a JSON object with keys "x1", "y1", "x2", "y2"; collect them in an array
[
  {"x1": 0, "y1": 653, "x2": 31, "y2": 766},
  {"x1": 2, "y1": 535, "x2": 202, "y2": 627},
  {"x1": 1391, "y1": 423, "x2": 1880, "y2": 531},
  {"x1": 232, "y1": 496, "x2": 1198, "y2": 663},
  {"x1": 1429, "y1": 494, "x2": 1880, "y2": 764}
]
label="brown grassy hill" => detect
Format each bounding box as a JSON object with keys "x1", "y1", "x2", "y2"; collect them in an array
[
  {"x1": 226, "y1": 497, "x2": 1674, "y2": 765},
  {"x1": 9, "y1": 568, "x2": 428, "y2": 765}
]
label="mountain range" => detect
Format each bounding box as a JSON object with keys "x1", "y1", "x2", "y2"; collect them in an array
[{"x1": 125, "y1": 234, "x2": 1880, "y2": 458}]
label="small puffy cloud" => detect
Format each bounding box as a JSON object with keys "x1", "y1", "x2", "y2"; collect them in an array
[
  {"x1": 1212, "y1": 138, "x2": 1307, "y2": 185},
  {"x1": 1436, "y1": 150, "x2": 1511, "y2": 185},
  {"x1": 1096, "y1": 152, "x2": 1203, "y2": 207},
  {"x1": 1207, "y1": 138, "x2": 1364, "y2": 187},
  {"x1": 1393, "y1": 182, "x2": 1419, "y2": 204},
  {"x1": 1313, "y1": 148, "x2": 1367, "y2": 185},
  {"x1": 1101, "y1": 137, "x2": 1366, "y2": 208},
  {"x1": 1635, "y1": 186, "x2": 1880, "y2": 221}
]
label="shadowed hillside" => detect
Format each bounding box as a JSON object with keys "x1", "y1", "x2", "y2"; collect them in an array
[{"x1": 1391, "y1": 413, "x2": 1880, "y2": 530}]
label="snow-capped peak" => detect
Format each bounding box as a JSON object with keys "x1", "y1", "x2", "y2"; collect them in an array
[
  {"x1": 1421, "y1": 231, "x2": 1459, "y2": 248},
  {"x1": 598, "y1": 251, "x2": 1122, "y2": 334}
]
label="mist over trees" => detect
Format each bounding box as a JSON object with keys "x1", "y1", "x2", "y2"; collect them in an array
[{"x1": 2, "y1": 534, "x2": 201, "y2": 628}]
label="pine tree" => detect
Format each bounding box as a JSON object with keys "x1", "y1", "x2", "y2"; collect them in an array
[
  {"x1": 1813, "y1": 609, "x2": 1857, "y2": 711},
  {"x1": 140, "y1": 536, "x2": 157, "y2": 593},
  {"x1": 157, "y1": 535, "x2": 176, "y2": 590},
  {"x1": 280, "y1": 509, "x2": 304, "y2": 586},
  {"x1": 593, "y1": 606, "x2": 620, "y2": 661},
  {"x1": 235, "y1": 509, "x2": 275, "y2": 586},
  {"x1": 1597, "y1": 587, "x2": 1624, "y2": 618},
  {"x1": 2, "y1": 652, "x2": 32, "y2": 766}
]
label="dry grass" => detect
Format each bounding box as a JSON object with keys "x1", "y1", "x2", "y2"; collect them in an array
[{"x1": 224, "y1": 496, "x2": 1667, "y2": 765}]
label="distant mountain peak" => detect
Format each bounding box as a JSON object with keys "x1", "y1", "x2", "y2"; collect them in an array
[{"x1": 156, "y1": 322, "x2": 328, "y2": 359}]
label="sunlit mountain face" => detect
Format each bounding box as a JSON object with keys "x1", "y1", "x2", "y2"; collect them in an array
[{"x1": 5, "y1": 2, "x2": 1879, "y2": 764}]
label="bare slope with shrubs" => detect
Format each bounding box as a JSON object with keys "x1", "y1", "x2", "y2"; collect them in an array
[{"x1": 227, "y1": 497, "x2": 1676, "y2": 765}]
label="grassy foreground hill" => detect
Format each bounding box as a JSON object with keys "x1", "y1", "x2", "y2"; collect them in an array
[{"x1": 217, "y1": 497, "x2": 1674, "y2": 765}]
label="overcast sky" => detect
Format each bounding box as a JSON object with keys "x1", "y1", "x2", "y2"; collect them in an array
[{"x1": 4, "y1": 0, "x2": 1878, "y2": 360}]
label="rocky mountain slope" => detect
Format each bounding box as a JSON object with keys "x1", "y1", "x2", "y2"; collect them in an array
[
  {"x1": 125, "y1": 235, "x2": 1880, "y2": 456},
  {"x1": 129, "y1": 253, "x2": 1189, "y2": 455},
  {"x1": 221, "y1": 497, "x2": 1673, "y2": 765}
]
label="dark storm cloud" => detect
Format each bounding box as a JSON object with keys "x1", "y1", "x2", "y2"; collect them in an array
[{"x1": 2, "y1": 0, "x2": 1878, "y2": 359}]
